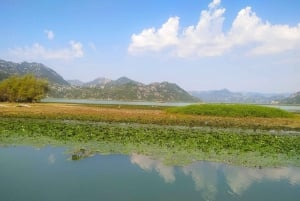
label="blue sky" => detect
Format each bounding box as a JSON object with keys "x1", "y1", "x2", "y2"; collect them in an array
[{"x1": 1, "y1": 0, "x2": 300, "y2": 93}]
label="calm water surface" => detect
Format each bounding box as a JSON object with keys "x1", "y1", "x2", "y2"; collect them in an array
[
  {"x1": 43, "y1": 98, "x2": 300, "y2": 112},
  {"x1": 1, "y1": 146, "x2": 300, "y2": 201},
  {"x1": 42, "y1": 98, "x2": 191, "y2": 107}
]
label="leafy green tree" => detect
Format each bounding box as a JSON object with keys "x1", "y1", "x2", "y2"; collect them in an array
[{"x1": 0, "y1": 74, "x2": 48, "y2": 102}]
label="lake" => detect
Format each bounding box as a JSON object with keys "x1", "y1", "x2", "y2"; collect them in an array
[
  {"x1": 42, "y1": 98, "x2": 192, "y2": 107},
  {"x1": 1, "y1": 146, "x2": 299, "y2": 201},
  {"x1": 42, "y1": 98, "x2": 300, "y2": 112}
]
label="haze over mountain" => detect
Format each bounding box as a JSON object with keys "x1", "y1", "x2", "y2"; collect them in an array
[
  {"x1": 190, "y1": 89, "x2": 290, "y2": 104},
  {"x1": 281, "y1": 92, "x2": 300, "y2": 104}
]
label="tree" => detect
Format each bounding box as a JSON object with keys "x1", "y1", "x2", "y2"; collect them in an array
[{"x1": 0, "y1": 74, "x2": 48, "y2": 102}]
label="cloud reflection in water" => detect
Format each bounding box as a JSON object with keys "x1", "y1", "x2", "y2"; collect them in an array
[
  {"x1": 130, "y1": 154, "x2": 300, "y2": 200},
  {"x1": 48, "y1": 154, "x2": 56, "y2": 164},
  {"x1": 130, "y1": 153, "x2": 176, "y2": 183},
  {"x1": 223, "y1": 166, "x2": 300, "y2": 195}
]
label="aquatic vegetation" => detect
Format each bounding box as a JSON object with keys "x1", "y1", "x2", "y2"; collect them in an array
[
  {"x1": 1, "y1": 117, "x2": 300, "y2": 166},
  {"x1": 167, "y1": 104, "x2": 294, "y2": 118},
  {"x1": 71, "y1": 148, "x2": 94, "y2": 160}
]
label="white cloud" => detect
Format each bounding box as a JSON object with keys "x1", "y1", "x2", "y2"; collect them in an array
[
  {"x1": 177, "y1": 0, "x2": 228, "y2": 57},
  {"x1": 209, "y1": 0, "x2": 221, "y2": 9},
  {"x1": 229, "y1": 7, "x2": 300, "y2": 56},
  {"x1": 128, "y1": 17, "x2": 179, "y2": 54},
  {"x1": 128, "y1": 0, "x2": 300, "y2": 58},
  {"x1": 9, "y1": 40, "x2": 84, "y2": 60},
  {"x1": 44, "y1": 29, "x2": 55, "y2": 40}
]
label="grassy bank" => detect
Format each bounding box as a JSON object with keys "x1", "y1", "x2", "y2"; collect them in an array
[
  {"x1": 167, "y1": 104, "x2": 294, "y2": 118},
  {"x1": 1, "y1": 103, "x2": 300, "y2": 167}
]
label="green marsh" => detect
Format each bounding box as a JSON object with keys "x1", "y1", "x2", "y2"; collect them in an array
[
  {"x1": 1, "y1": 103, "x2": 300, "y2": 167},
  {"x1": 1, "y1": 117, "x2": 300, "y2": 167},
  {"x1": 167, "y1": 104, "x2": 294, "y2": 118}
]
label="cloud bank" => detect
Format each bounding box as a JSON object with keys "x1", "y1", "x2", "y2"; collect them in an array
[
  {"x1": 9, "y1": 40, "x2": 84, "y2": 60},
  {"x1": 128, "y1": 0, "x2": 300, "y2": 58}
]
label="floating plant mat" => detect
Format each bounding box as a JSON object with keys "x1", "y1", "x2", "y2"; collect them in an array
[{"x1": 1, "y1": 117, "x2": 300, "y2": 167}]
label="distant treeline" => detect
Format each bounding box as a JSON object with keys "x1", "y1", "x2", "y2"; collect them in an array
[{"x1": 0, "y1": 74, "x2": 48, "y2": 102}]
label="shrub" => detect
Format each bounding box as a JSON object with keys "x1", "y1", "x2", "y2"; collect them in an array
[{"x1": 0, "y1": 74, "x2": 48, "y2": 102}]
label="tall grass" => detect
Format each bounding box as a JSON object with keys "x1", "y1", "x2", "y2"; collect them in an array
[{"x1": 167, "y1": 104, "x2": 294, "y2": 118}]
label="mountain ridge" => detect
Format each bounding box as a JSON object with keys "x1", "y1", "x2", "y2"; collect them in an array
[
  {"x1": 0, "y1": 59, "x2": 69, "y2": 85},
  {"x1": 2, "y1": 59, "x2": 297, "y2": 104},
  {"x1": 0, "y1": 59, "x2": 199, "y2": 102},
  {"x1": 57, "y1": 77, "x2": 200, "y2": 102}
]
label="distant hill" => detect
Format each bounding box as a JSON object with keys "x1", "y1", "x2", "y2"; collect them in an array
[
  {"x1": 67, "y1": 79, "x2": 85, "y2": 87},
  {"x1": 190, "y1": 89, "x2": 289, "y2": 104},
  {"x1": 56, "y1": 78, "x2": 200, "y2": 102},
  {"x1": 84, "y1": 77, "x2": 112, "y2": 87},
  {"x1": 112, "y1": 76, "x2": 140, "y2": 86},
  {"x1": 67, "y1": 78, "x2": 113, "y2": 87},
  {"x1": 0, "y1": 59, "x2": 68, "y2": 85},
  {"x1": 281, "y1": 92, "x2": 300, "y2": 104},
  {"x1": 0, "y1": 59, "x2": 198, "y2": 102}
]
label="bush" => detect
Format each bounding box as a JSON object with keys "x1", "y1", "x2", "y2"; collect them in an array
[{"x1": 0, "y1": 74, "x2": 48, "y2": 102}]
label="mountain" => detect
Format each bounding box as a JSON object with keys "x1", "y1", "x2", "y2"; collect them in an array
[
  {"x1": 67, "y1": 79, "x2": 85, "y2": 87},
  {"x1": 112, "y1": 76, "x2": 141, "y2": 86},
  {"x1": 84, "y1": 77, "x2": 112, "y2": 87},
  {"x1": 0, "y1": 59, "x2": 69, "y2": 85},
  {"x1": 281, "y1": 92, "x2": 300, "y2": 104},
  {"x1": 0, "y1": 59, "x2": 198, "y2": 102},
  {"x1": 68, "y1": 77, "x2": 113, "y2": 87},
  {"x1": 190, "y1": 89, "x2": 289, "y2": 104},
  {"x1": 191, "y1": 89, "x2": 240, "y2": 103},
  {"x1": 53, "y1": 78, "x2": 199, "y2": 102}
]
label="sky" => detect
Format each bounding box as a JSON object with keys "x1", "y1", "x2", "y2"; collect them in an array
[{"x1": 0, "y1": 0, "x2": 300, "y2": 93}]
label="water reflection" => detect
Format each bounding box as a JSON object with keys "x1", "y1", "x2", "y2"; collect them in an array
[
  {"x1": 130, "y1": 153, "x2": 176, "y2": 183},
  {"x1": 182, "y1": 162, "x2": 219, "y2": 201},
  {"x1": 223, "y1": 166, "x2": 300, "y2": 195},
  {"x1": 48, "y1": 154, "x2": 56, "y2": 164},
  {"x1": 130, "y1": 154, "x2": 300, "y2": 200},
  {"x1": 1, "y1": 147, "x2": 299, "y2": 201}
]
